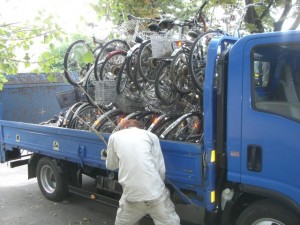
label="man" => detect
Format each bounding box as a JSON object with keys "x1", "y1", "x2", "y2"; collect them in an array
[{"x1": 106, "y1": 119, "x2": 181, "y2": 225}]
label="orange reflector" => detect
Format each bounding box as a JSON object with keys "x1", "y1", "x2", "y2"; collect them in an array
[
  {"x1": 118, "y1": 117, "x2": 125, "y2": 124},
  {"x1": 153, "y1": 117, "x2": 159, "y2": 125},
  {"x1": 175, "y1": 41, "x2": 182, "y2": 47}
]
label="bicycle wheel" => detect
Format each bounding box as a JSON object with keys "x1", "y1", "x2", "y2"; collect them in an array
[
  {"x1": 189, "y1": 30, "x2": 223, "y2": 91},
  {"x1": 136, "y1": 40, "x2": 159, "y2": 82},
  {"x1": 100, "y1": 50, "x2": 127, "y2": 81},
  {"x1": 92, "y1": 108, "x2": 126, "y2": 133},
  {"x1": 126, "y1": 46, "x2": 140, "y2": 81},
  {"x1": 62, "y1": 102, "x2": 85, "y2": 127},
  {"x1": 160, "y1": 112, "x2": 203, "y2": 142},
  {"x1": 171, "y1": 49, "x2": 193, "y2": 94},
  {"x1": 155, "y1": 61, "x2": 180, "y2": 105},
  {"x1": 147, "y1": 114, "x2": 178, "y2": 136},
  {"x1": 116, "y1": 61, "x2": 128, "y2": 94},
  {"x1": 68, "y1": 103, "x2": 104, "y2": 130},
  {"x1": 83, "y1": 66, "x2": 99, "y2": 106},
  {"x1": 64, "y1": 40, "x2": 94, "y2": 86},
  {"x1": 94, "y1": 39, "x2": 130, "y2": 80}
]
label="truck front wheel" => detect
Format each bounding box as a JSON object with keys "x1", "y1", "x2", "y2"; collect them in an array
[
  {"x1": 36, "y1": 157, "x2": 68, "y2": 201},
  {"x1": 236, "y1": 199, "x2": 300, "y2": 225}
]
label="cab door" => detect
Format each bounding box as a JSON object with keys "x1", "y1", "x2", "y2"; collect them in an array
[{"x1": 240, "y1": 34, "x2": 300, "y2": 206}]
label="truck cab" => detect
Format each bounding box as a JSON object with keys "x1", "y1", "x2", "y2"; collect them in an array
[{"x1": 204, "y1": 31, "x2": 300, "y2": 224}]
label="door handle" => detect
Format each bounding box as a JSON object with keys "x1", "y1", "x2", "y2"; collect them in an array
[{"x1": 247, "y1": 145, "x2": 262, "y2": 172}]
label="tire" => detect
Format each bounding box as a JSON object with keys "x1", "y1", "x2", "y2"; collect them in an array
[
  {"x1": 84, "y1": 67, "x2": 99, "y2": 106},
  {"x1": 137, "y1": 40, "x2": 152, "y2": 80},
  {"x1": 160, "y1": 112, "x2": 202, "y2": 142},
  {"x1": 155, "y1": 61, "x2": 179, "y2": 105},
  {"x1": 171, "y1": 49, "x2": 193, "y2": 94},
  {"x1": 236, "y1": 199, "x2": 300, "y2": 225},
  {"x1": 189, "y1": 30, "x2": 223, "y2": 91},
  {"x1": 99, "y1": 51, "x2": 127, "y2": 81},
  {"x1": 94, "y1": 39, "x2": 129, "y2": 80},
  {"x1": 137, "y1": 40, "x2": 159, "y2": 81},
  {"x1": 36, "y1": 157, "x2": 68, "y2": 202},
  {"x1": 116, "y1": 61, "x2": 128, "y2": 94},
  {"x1": 62, "y1": 102, "x2": 84, "y2": 127},
  {"x1": 126, "y1": 47, "x2": 140, "y2": 81},
  {"x1": 147, "y1": 114, "x2": 178, "y2": 137},
  {"x1": 64, "y1": 40, "x2": 94, "y2": 86},
  {"x1": 92, "y1": 108, "x2": 125, "y2": 133},
  {"x1": 69, "y1": 104, "x2": 104, "y2": 130}
]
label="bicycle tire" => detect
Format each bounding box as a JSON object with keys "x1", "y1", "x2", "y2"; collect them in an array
[
  {"x1": 64, "y1": 40, "x2": 94, "y2": 86},
  {"x1": 160, "y1": 112, "x2": 203, "y2": 142},
  {"x1": 100, "y1": 50, "x2": 127, "y2": 81},
  {"x1": 83, "y1": 66, "x2": 99, "y2": 106},
  {"x1": 136, "y1": 40, "x2": 159, "y2": 82},
  {"x1": 69, "y1": 103, "x2": 104, "y2": 130},
  {"x1": 116, "y1": 61, "x2": 128, "y2": 95},
  {"x1": 155, "y1": 61, "x2": 179, "y2": 105},
  {"x1": 68, "y1": 102, "x2": 90, "y2": 128},
  {"x1": 92, "y1": 108, "x2": 126, "y2": 133},
  {"x1": 62, "y1": 102, "x2": 84, "y2": 127},
  {"x1": 189, "y1": 30, "x2": 223, "y2": 91},
  {"x1": 171, "y1": 49, "x2": 193, "y2": 94},
  {"x1": 94, "y1": 39, "x2": 130, "y2": 80},
  {"x1": 147, "y1": 114, "x2": 178, "y2": 136},
  {"x1": 126, "y1": 46, "x2": 140, "y2": 81}
]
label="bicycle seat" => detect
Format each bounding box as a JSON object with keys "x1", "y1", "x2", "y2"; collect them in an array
[
  {"x1": 159, "y1": 19, "x2": 175, "y2": 30},
  {"x1": 148, "y1": 23, "x2": 161, "y2": 32}
]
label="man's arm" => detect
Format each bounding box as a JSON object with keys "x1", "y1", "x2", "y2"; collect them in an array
[
  {"x1": 106, "y1": 136, "x2": 119, "y2": 170},
  {"x1": 152, "y1": 135, "x2": 166, "y2": 181}
]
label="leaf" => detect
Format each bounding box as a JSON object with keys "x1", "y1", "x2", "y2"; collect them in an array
[
  {"x1": 24, "y1": 61, "x2": 31, "y2": 68},
  {"x1": 49, "y1": 43, "x2": 55, "y2": 50},
  {"x1": 47, "y1": 73, "x2": 57, "y2": 82},
  {"x1": 82, "y1": 50, "x2": 94, "y2": 64}
]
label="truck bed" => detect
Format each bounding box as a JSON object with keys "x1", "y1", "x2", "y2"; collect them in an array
[{"x1": 0, "y1": 119, "x2": 205, "y2": 205}]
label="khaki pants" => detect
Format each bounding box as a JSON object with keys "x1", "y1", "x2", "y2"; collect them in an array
[{"x1": 115, "y1": 188, "x2": 181, "y2": 225}]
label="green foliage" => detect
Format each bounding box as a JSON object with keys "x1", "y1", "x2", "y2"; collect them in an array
[
  {"x1": 92, "y1": 0, "x2": 203, "y2": 22},
  {"x1": 92, "y1": 0, "x2": 299, "y2": 33},
  {"x1": 37, "y1": 33, "x2": 92, "y2": 78},
  {"x1": 0, "y1": 13, "x2": 62, "y2": 90}
]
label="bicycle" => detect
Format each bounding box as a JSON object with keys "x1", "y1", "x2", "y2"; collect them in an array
[
  {"x1": 63, "y1": 35, "x2": 105, "y2": 87},
  {"x1": 94, "y1": 14, "x2": 156, "y2": 81},
  {"x1": 116, "y1": 18, "x2": 160, "y2": 95},
  {"x1": 136, "y1": 1, "x2": 209, "y2": 107},
  {"x1": 189, "y1": 2, "x2": 264, "y2": 92}
]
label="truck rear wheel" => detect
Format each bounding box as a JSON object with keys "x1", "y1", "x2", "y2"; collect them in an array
[
  {"x1": 236, "y1": 199, "x2": 300, "y2": 225},
  {"x1": 36, "y1": 157, "x2": 68, "y2": 202}
]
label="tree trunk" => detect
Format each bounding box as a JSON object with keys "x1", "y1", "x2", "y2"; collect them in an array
[{"x1": 273, "y1": 0, "x2": 293, "y2": 31}]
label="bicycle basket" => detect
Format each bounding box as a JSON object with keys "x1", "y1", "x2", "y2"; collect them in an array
[
  {"x1": 95, "y1": 80, "x2": 117, "y2": 105},
  {"x1": 150, "y1": 33, "x2": 174, "y2": 58}
]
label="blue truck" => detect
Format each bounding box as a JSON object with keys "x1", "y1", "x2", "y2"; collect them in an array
[{"x1": 1, "y1": 30, "x2": 300, "y2": 225}]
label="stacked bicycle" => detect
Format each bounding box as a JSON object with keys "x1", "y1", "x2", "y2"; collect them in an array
[{"x1": 59, "y1": 1, "x2": 263, "y2": 144}]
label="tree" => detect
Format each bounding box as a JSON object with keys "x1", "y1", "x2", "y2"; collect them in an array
[
  {"x1": 92, "y1": 0, "x2": 300, "y2": 33},
  {"x1": 0, "y1": 14, "x2": 63, "y2": 89}
]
